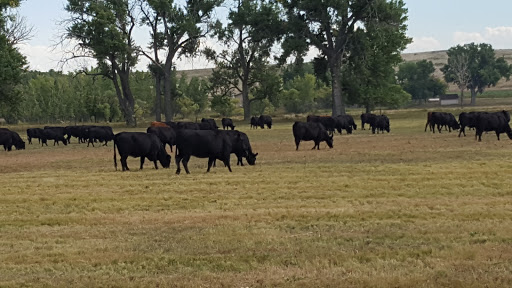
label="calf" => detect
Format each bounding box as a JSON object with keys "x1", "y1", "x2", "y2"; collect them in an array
[
  {"x1": 27, "y1": 128, "x2": 44, "y2": 144},
  {"x1": 334, "y1": 115, "x2": 353, "y2": 134},
  {"x1": 221, "y1": 130, "x2": 258, "y2": 166},
  {"x1": 113, "y1": 132, "x2": 171, "y2": 171},
  {"x1": 147, "y1": 126, "x2": 176, "y2": 152},
  {"x1": 293, "y1": 121, "x2": 333, "y2": 150},
  {"x1": 175, "y1": 129, "x2": 238, "y2": 174},
  {"x1": 250, "y1": 116, "x2": 259, "y2": 129},
  {"x1": 258, "y1": 115, "x2": 272, "y2": 129},
  {"x1": 371, "y1": 115, "x2": 390, "y2": 134},
  {"x1": 221, "y1": 118, "x2": 235, "y2": 130},
  {"x1": 360, "y1": 113, "x2": 376, "y2": 130},
  {"x1": 87, "y1": 126, "x2": 114, "y2": 147}
]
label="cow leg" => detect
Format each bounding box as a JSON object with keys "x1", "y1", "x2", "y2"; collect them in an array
[
  {"x1": 175, "y1": 153, "x2": 182, "y2": 175},
  {"x1": 182, "y1": 155, "x2": 191, "y2": 174},
  {"x1": 207, "y1": 157, "x2": 215, "y2": 172},
  {"x1": 238, "y1": 155, "x2": 244, "y2": 166},
  {"x1": 295, "y1": 139, "x2": 300, "y2": 150},
  {"x1": 28, "y1": 137, "x2": 32, "y2": 144},
  {"x1": 496, "y1": 132, "x2": 500, "y2": 140},
  {"x1": 140, "y1": 157, "x2": 145, "y2": 170},
  {"x1": 121, "y1": 156, "x2": 129, "y2": 171},
  {"x1": 153, "y1": 158, "x2": 159, "y2": 169}
]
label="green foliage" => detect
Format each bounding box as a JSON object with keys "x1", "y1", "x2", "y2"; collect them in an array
[
  {"x1": 281, "y1": 74, "x2": 318, "y2": 113},
  {"x1": 442, "y1": 43, "x2": 512, "y2": 104},
  {"x1": 204, "y1": 0, "x2": 283, "y2": 119},
  {"x1": 211, "y1": 93, "x2": 238, "y2": 117},
  {"x1": 397, "y1": 60, "x2": 447, "y2": 102},
  {"x1": 279, "y1": 0, "x2": 410, "y2": 115}
]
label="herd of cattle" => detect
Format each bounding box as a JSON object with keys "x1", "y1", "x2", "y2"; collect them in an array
[{"x1": 1, "y1": 110, "x2": 511, "y2": 173}]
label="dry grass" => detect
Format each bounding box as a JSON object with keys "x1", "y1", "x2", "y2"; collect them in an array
[{"x1": 1, "y1": 109, "x2": 512, "y2": 287}]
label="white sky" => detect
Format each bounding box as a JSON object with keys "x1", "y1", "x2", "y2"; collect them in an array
[{"x1": 15, "y1": 0, "x2": 512, "y2": 72}]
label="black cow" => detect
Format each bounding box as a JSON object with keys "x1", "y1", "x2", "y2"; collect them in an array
[
  {"x1": 175, "y1": 129, "x2": 238, "y2": 174},
  {"x1": 27, "y1": 128, "x2": 44, "y2": 144},
  {"x1": 221, "y1": 130, "x2": 258, "y2": 166},
  {"x1": 221, "y1": 118, "x2": 235, "y2": 130},
  {"x1": 0, "y1": 130, "x2": 25, "y2": 151},
  {"x1": 292, "y1": 121, "x2": 333, "y2": 150},
  {"x1": 334, "y1": 115, "x2": 353, "y2": 134},
  {"x1": 371, "y1": 115, "x2": 390, "y2": 134},
  {"x1": 42, "y1": 127, "x2": 67, "y2": 146},
  {"x1": 201, "y1": 118, "x2": 219, "y2": 130},
  {"x1": 360, "y1": 113, "x2": 376, "y2": 130},
  {"x1": 65, "y1": 125, "x2": 89, "y2": 143},
  {"x1": 458, "y1": 112, "x2": 481, "y2": 137},
  {"x1": 258, "y1": 115, "x2": 272, "y2": 129},
  {"x1": 429, "y1": 112, "x2": 460, "y2": 133},
  {"x1": 87, "y1": 126, "x2": 114, "y2": 147},
  {"x1": 113, "y1": 132, "x2": 171, "y2": 171},
  {"x1": 147, "y1": 126, "x2": 176, "y2": 152},
  {"x1": 474, "y1": 110, "x2": 512, "y2": 141},
  {"x1": 250, "y1": 116, "x2": 260, "y2": 129},
  {"x1": 307, "y1": 115, "x2": 336, "y2": 135},
  {"x1": 177, "y1": 121, "x2": 200, "y2": 130}
]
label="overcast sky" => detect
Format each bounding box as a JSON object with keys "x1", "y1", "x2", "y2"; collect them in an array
[{"x1": 15, "y1": 0, "x2": 512, "y2": 72}]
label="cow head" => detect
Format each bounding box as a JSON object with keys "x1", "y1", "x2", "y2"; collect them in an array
[
  {"x1": 15, "y1": 141, "x2": 25, "y2": 150},
  {"x1": 346, "y1": 126, "x2": 353, "y2": 134},
  {"x1": 326, "y1": 134, "x2": 334, "y2": 148},
  {"x1": 159, "y1": 153, "x2": 171, "y2": 168},
  {"x1": 246, "y1": 152, "x2": 258, "y2": 165}
]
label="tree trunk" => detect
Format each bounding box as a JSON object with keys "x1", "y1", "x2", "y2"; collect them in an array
[
  {"x1": 111, "y1": 70, "x2": 136, "y2": 127},
  {"x1": 242, "y1": 80, "x2": 250, "y2": 120},
  {"x1": 470, "y1": 88, "x2": 477, "y2": 106},
  {"x1": 329, "y1": 57, "x2": 344, "y2": 116},
  {"x1": 365, "y1": 105, "x2": 371, "y2": 114},
  {"x1": 154, "y1": 75, "x2": 162, "y2": 121},
  {"x1": 163, "y1": 70, "x2": 173, "y2": 121},
  {"x1": 460, "y1": 87, "x2": 464, "y2": 108}
]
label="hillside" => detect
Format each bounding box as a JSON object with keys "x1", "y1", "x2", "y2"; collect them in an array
[{"x1": 177, "y1": 49, "x2": 512, "y2": 91}]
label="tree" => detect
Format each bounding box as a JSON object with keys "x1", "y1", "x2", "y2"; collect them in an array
[
  {"x1": 0, "y1": 0, "x2": 27, "y2": 123},
  {"x1": 396, "y1": 60, "x2": 447, "y2": 103},
  {"x1": 65, "y1": 0, "x2": 139, "y2": 126},
  {"x1": 279, "y1": 0, "x2": 409, "y2": 116},
  {"x1": 204, "y1": 0, "x2": 283, "y2": 120},
  {"x1": 442, "y1": 43, "x2": 512, "y2": 105},
  {"x1": 139, "y1": 0, "x2": 221, "y2": 121}
]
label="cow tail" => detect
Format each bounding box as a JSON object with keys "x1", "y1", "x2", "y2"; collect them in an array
[{"x1": 113, "y1": 137, "x2": 118, "y2": 171}]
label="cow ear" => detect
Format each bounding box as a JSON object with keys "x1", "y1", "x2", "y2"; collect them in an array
[{"x1": 254, "y1": 153, "x2": 258, "y2": 157}]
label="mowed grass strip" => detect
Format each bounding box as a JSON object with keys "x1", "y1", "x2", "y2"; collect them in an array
[{"x1": 1, "y1": 109, "x2": 512, "y2": 287}]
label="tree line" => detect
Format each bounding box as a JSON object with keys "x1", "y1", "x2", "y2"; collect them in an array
[{"x1": 0, "y1": 1, "x2": 511, "y2": 125}]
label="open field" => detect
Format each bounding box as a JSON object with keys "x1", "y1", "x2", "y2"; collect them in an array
[{"x1": 2, "y1": 108, "x2": 512, "y2": 287}]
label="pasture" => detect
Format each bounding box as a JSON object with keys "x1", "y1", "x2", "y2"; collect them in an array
[{"x1": 1, "y1": 109, "x2": 512, "y2": 287}]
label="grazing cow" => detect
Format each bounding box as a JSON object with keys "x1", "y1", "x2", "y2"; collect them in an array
[
  {"x1": 113, "y1": 132, "x2": 171, "y2": 171},
  {"x1": 429, "y1": 112, "x2": 460, "y2": 133},
  {"x1": 307, "y1": 115, "x2": 336, "y2": 135},
  {"x1": 250, "y1": 116, "x2": 260, "y2": 129},
  {"x1": 221, "y1": 118, "x2": 235, "y2": 130},
  {"x1": 334, "y1": 115, "x2": 353, "y2": 134},
  {"x1": 221, "y1": 130, "x2": 258, "y2": 166},
  {"x1": 258, "y1": 115, "x2": 272, "y2": 129},
  {"x1": 42, "y1": 127, "x2": 68, "y2": 146},
  {"x1": 360, "y1": 113, "x2": 377, "y2": 130},
  {"x1": 474, "y1": 110, "x2": 512, "y2": 141},
  {"x1": 201, "y1": 118, "x2": 219, "y2": 130},
  {"x1": 0, "y1": 130, "x2": 25, "y2": 151},
  {"x1": 87, "y1": 126, "x2": 115, "y2": 147},
  {"x1": 292, "y1": 121, "x2": 333, "y2": 150},
  {"x1": 371, "y1": 115, "x2": 390, "y2": 134},
  {"x1": 165, "y1": 121, "x2": 178, "y2": 129},
  {"x1": 458, "y1": 112, "x2": 481, "y2": 137},
  {"x1": 147, "y1": 126, "x2": 176, "y2": 152},
  {"x1": 175, "y1": 129, "x2": 238, "y2": 174},
  {"x1": 27, "y1": 128, "x2": 44, "y2": 144}
]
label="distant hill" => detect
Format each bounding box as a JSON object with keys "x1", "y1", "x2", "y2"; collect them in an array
[{"x1": 177, "y1": 49, "x2": 512, "y2": 91}]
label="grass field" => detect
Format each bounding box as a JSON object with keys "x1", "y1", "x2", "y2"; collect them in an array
[{"x1": 1, "y1": 108, "x2": 512, "y2": 287}]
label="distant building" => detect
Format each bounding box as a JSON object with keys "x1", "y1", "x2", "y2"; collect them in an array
[{"x1": 439, "y1": 94, "x2": 459, "y2": 105}]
